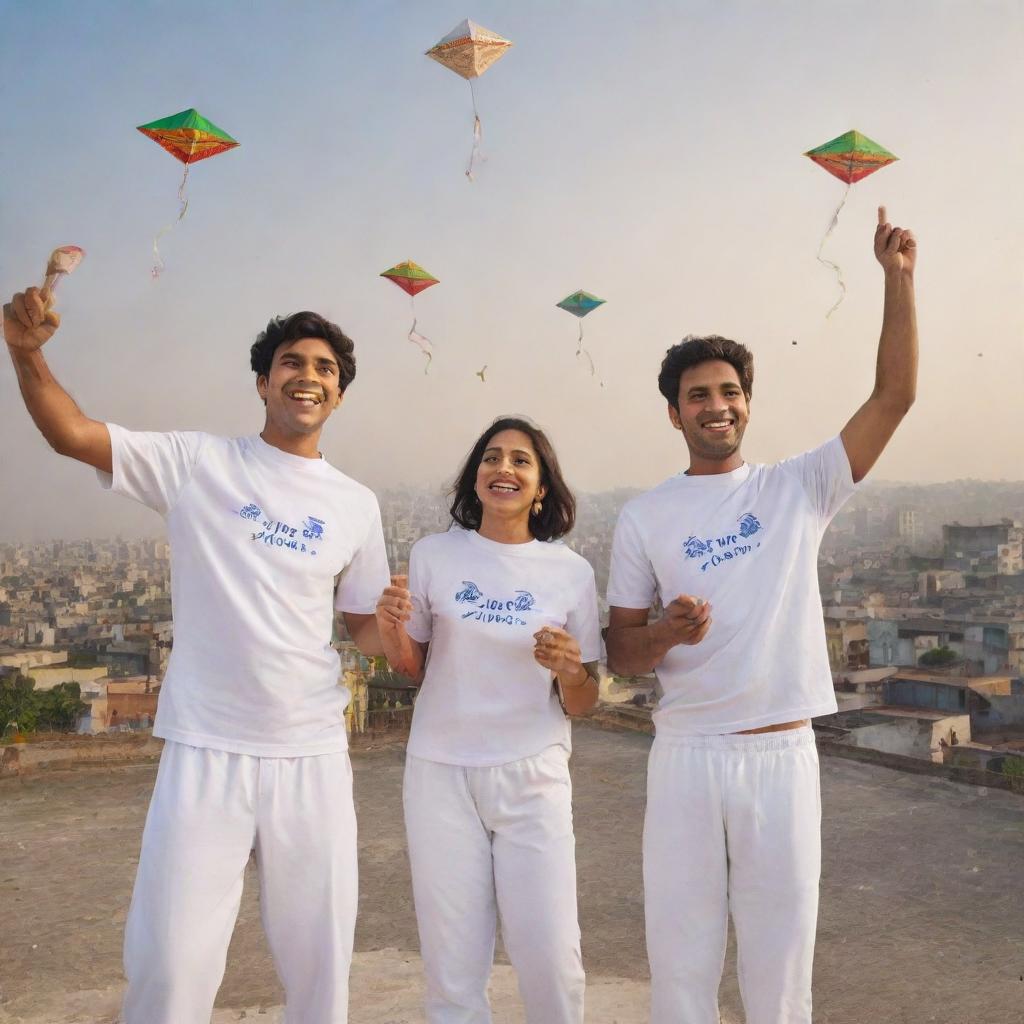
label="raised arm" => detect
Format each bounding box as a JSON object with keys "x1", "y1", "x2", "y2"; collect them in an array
[
  {"x1": 3, "y1": 286, "x2": 112, "y2": 473},
  {"x1": 605, "y1": 597, "x2": 711, "y2": 676},
  {"x1": 840, "y1": 206, "x2": 918, "y2": 484}
]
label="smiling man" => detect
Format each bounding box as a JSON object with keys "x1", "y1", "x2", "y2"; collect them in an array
[
  {"x1": 3, "y1": 293, "x2": 390, "y2": 1024},
  {"x1": 605, "y1": 207, "x2": 918, "y2": 1024}
]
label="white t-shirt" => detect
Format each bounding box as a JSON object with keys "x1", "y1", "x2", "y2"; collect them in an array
[
  {"x1": 405, "y1": 528, "x2": 601, "y2": 767},
  {"x1": 607, "y1": 436, "x2": 857, "y2": 735},
  {"x1": 99, "y1": 425, "x2": 390, "y2": 757}
]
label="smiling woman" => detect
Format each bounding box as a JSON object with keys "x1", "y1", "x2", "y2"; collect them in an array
[
  {"x1": 373, "y1": 414, "x2": 601, "y2": 1024},
  {"x1": 449, "y1": 416, "x2": 575, "y2": 542}
]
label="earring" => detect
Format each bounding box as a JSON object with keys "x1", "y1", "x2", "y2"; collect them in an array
[{"x1": 531, "y1": 498, "x2": 543, "y2": 516}]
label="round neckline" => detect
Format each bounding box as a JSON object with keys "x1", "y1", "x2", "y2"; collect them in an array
[
  {"x1": 466, "y1": 528, "x2": 547, "y2": 557},
  {"x1": 250, "y1": 433, "x2": 328, "y2": 472},
  {"x1": 680, "y1": 461, "x2": 751, "y2": 485}
]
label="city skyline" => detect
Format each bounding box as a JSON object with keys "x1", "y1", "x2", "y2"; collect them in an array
[{"x1": 3, "y1": 1, "x2": 1023, "y2": 541}]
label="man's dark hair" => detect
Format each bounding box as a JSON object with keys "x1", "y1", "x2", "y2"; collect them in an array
[
  {"x1": 449, "y1": 416, "x2": 576, "y2": 542},
  {"x1": 657, "y1": 335, "x2": 754, "y2": 407},
  {"x1": 250, "y1": 312, "x2": 356, "y2": 392}
]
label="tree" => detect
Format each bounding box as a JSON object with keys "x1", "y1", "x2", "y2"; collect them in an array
[
  {"x1": 1001, "y1": 756, "x2": 1024, "y2": 795},
  {"x1": 36, "y1": 683, "x2": 87, "y2": 733},
  {"x1": 919, "y1": 645, "x2": 958, "y2": 667},
  {"x1": 1, "y1": 675, "x2": 39, "y2": 735}
]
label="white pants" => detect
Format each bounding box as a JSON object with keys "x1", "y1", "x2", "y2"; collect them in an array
[
  {"x1": 644, "y1": 728, "x2": 821, "y2": 1024},
  {"x1": 403, "y1": 747, "x2": 585, "y2": 1024},
  {"x1": 122, "y1": 740, "x2": 358, "y2": 1024}
]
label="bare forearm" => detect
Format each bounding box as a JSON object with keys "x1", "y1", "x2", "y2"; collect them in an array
[
  {"x1": 10, "y1": 346, "x2": 89, "y2": 451},
  {"x1": 7, "y1": 345, "x2": 110, "y2": 470},
  {"x1": 558, "y1": 663, "x2": 599, "y2": 716},
  {"x1": 606, "y1": 618, "x2": 675, "y2": 675},
  {"x1": 380, "y1": 626, "x2": 424, "y2": 682},
  {"x1": 873, "y1": 270, "x2": 918, "y2": 412}
]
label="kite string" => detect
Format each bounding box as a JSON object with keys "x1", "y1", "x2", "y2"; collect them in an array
[
  {"x1": 574, "y1": 319, "x2": 604, "y2": 387},
  {"x1": 151, "y1": 163, "x2": 192, "y2": 279},
  {"x1": 466, "y1": 78, "x2": 482, "y2": 182},
  {"x1": 816, "y1": 181, "x2": 851, "y2": 318},
  {"x1": 407, "y1": 296, "x2": 432, "y2": 374}
]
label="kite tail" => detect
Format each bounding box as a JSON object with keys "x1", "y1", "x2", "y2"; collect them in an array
[
  {"x1": 816, "y1": 182, "x2": 850, "y2": 317},
  {"x1": 574, "y1": 321, "x2": 604, "y2": 384},
  {"x1": 151, "y1": 164, "x2": 191, "y2": 279},
  {"x1": 466, "y1": 79, "x2": 483, "y2": 182},
  {"x1": 408, "y1": 317, "x2": 434, "y2": 375}
]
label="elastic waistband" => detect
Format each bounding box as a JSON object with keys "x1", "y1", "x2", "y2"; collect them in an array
[{"x1": 653, "y1": 726, "x2": 815, "y2": 753}]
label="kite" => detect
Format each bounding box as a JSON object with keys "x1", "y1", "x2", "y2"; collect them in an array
[
  {"x1": 476, "y1": 365, "x2": 487, "y2": 383},
  {"x1": 804, "y1": 130, "x2": 897, "y2": 316},
  {"x1": 137, "y1": 108, "x2": 239, "y2": 277},
  {"x1": 556, "y1": 290, "x2": 606, "y2": 384},
  {"x1": 380, "y1": 260, "x2": 440, "y2": 373},
  {"x1": 41, "y1": 246, "x2": 84, "y2": 301},
  {"x1": 426, "y1": 19, "x2": 513, "y2": 181}
]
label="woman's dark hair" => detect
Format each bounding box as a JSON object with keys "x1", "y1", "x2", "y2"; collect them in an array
[
  {"x1": 657, "y1": 334, "x2": 754, "y2": 407},
  {"x1": 449, "y1": 416, "x2": 576, "y2": 542},
  {"x1": 250, "y1": 311, "x2": 356, "y2": 392}
]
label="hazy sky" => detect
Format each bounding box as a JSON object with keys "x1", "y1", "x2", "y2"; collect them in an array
[{"x1": 2, "y1": 1, "x2": 1023, "y2": 542}]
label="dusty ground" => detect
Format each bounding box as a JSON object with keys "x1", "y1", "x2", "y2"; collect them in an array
[{"x1": 1, "y1": 723, "x2": 1023, "y2": 1023}]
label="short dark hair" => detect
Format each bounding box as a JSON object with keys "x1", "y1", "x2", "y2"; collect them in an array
[
  {"x1": 449, "y1": 416, "x2": 576, "y2": 542},
  {"x1": 250, "y1": 312, "x2": 356, "y2": 392},
  {"x1": 657, "y1": 335, "x2": 754, "y2": 406}
]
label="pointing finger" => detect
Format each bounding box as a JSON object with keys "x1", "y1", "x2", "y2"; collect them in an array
[{"x1": 877, "y1": 205, "x2": 887, "y2": 226}]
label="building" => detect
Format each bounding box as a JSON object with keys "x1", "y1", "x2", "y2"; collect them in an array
[
  {"x1": 943, "y1": 522, "x2": 1023, "y2": 575},
  {"x1": 824, "y1": 617, "x2": 869, "y2": 671},
  {"x1": 85, "y1": 677, "x2": 159, "y2": 732}
]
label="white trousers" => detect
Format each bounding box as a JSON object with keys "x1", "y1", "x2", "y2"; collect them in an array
[
  {"x1": 644, "y1": 728, "x2": 821, "y2": 1024},
  {"x1": 403, "y1": 747, "x2": 585, "y2": 1024},
  {"x1": 122, "y1": 740, "x2": 358, "y2": 1024}
]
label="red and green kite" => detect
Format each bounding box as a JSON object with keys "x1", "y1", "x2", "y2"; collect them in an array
[
  {"x1": 380, "y1": 260, "x2": 440, "y2": 373},
  {"x1": 137, "y1": 108, "x2": 239, "y2": 277},
  {"x1": 805, "y1": 129, "x2": 898, "y2": 316}
]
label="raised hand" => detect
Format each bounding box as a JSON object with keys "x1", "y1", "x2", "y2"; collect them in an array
[
  {"x1": 874, "y1": 206, "x2": 917, "y2": 277},
  {"x1": 3, "y1": 287, "x2": 61, "y2": 352},
  {"x1": 533, "y1": 625, "x2": 585, "y2": 678},
  {"x1": 375, "y1": 574, "x2": 413, "y2": 635},
  {"x1": 659, "y1": 594, "x2": 712, "y2": 648}
]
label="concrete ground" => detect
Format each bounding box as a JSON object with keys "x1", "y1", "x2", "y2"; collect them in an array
[{"x1": 1, "y1": 722, "x2": 1023, "y2": 1023}]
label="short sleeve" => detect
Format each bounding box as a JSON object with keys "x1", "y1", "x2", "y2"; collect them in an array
[
  {"x1": 607, "y1": 505, "x2": 658, "y2": 610},
  {"x1": 404, "y1": 539, "x2": 433, "y2": 644},
  {"x1": 565, "y1": 560, "x2": 602, "y2": 663},
  {"x1": 97, "y1": 424, "x2": 205, "y2": 515},
  {"x1": 333, "y1": 498, "x2": 391, "y2": 614},
  {"x1": 785, "y1": 436, "x2": 858, "y2": 524}
]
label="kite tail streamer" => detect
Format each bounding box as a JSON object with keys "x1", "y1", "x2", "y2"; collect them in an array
[
  {"x1": 574, "y1": 321, "x2": 604, "y2": 384},
  {"x1": 151, "y1": 164, "x2": 191, "y2": 279},
  {"x1": 408, "y1": 317, "x2": 434, "y2": 374},
  {"x1": 816, "y1": 182, "x2": 850, "y2": 317},
  {"x1": 466, "y1": 79, "x2": 483, "y2": 182}
]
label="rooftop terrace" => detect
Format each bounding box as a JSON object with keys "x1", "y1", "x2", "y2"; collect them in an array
[{"x1": 1, "y1": 723, "x2": 1022, "y2": 1023}]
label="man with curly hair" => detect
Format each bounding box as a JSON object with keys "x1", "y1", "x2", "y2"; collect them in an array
[
  {"x1": 3, "y1": 294, "x2": 390, "y2": 1023},
  {"x1": 606, "y1": 208, "x2": 918, "y2": 1024}
]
